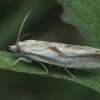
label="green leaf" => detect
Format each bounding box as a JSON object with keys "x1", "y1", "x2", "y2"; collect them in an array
[
  {"x1": 58, "y1": 0, "x2": 100, "y2": 48},
  {"x1": 1, "y1": 51, "x2": 100, "y2": 93}
]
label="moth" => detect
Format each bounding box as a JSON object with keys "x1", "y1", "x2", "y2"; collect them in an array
[{"x1": 9, "y1": 10, "x2": 100, "y2": 78}]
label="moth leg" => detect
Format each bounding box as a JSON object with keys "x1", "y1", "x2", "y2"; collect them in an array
[
  {"x1": 36, "y1": 60, "x2": 48, "y2": 74},
  {"x1": 12, "y1": 57, "x2": 32, "y2": 65},
  {"x1": 26, "y1": 55, "x2": 48, "y2": 73},
  {"x1": 63, "y1": 68, "x2": 76, "y2": 78}
]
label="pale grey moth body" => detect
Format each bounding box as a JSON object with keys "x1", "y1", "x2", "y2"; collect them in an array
[
  {"x1": 8, "y1": 10, "x2": 100, "y2": 78},
  {"x1": 9, "y1": 40, "x2": 100, "y2": 68}
]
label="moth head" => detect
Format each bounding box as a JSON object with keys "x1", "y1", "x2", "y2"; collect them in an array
[
  {"x1": 9, "y1": 42, "x2": 23, "y2": 52},
  {"x1": 9, "y1": 45, "x2": 17, "y2": 52}
]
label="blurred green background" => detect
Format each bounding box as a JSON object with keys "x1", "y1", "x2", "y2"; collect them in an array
[{"x1": 0, "y1": 0, "x2": 100, "y2": 100}]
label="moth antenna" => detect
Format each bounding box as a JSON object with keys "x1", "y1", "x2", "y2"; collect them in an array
[
  {"x1": 19, "y1": 32, "x2": 31, "y2": 41},
  {"x1": 16, "y1": 10, "x2": 31, "y2": 44}
]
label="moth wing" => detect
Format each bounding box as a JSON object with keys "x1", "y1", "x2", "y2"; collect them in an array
[{"x1": 21, "y1": 40, "x2": 100, "y2": 68}]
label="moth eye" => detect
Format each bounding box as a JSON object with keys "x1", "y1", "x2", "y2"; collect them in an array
[
  {"x1": 17, "y1": 46, "x2": 20, "y2": 52},
  {"x1": 17, "y1": 48, "x2": 20, "y2": 52}
]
